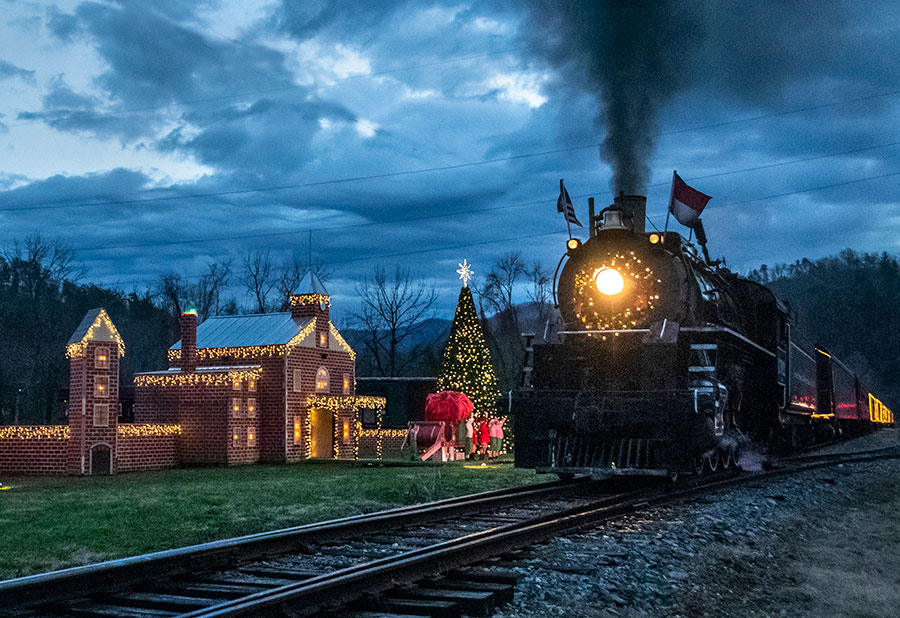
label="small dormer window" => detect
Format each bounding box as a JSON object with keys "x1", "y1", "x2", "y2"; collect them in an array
[
  {"x1": 318, "y1": 332, "x2": 327, "y2": 347},
  {"x1": 315, "y1": 367, "x2": 329, "y2": 392}
]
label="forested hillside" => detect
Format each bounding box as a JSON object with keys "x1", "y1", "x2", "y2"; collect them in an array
[{"x1": 748, "y1": 250, "x2": 900, "y2": 405}]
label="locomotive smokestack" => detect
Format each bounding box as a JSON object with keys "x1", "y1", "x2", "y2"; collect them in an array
[{"x1": 613, "y1": 194, "x2": 646, "y2": 233}]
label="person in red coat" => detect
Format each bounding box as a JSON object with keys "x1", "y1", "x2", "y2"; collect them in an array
[{"x1": 478, "y1": 418, "x2": 490, "y2": 465}]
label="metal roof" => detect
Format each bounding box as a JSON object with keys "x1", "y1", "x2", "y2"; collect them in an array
[
  {"x1": 295, "y1": 269, "x2": 329, "y2": 296},
  {"x1": 68, "y1": 308, "x2": 104, "y2": 344},
  {"x1": 171, "y1": 312, "x2": 312, "y2": 350}
]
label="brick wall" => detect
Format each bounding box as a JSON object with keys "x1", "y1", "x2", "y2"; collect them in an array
[
  {"x1": 177, "y1": 384, "x2": 230, "y2": 465},
  {"x1": 0, "y1": 427, "x2": 69, "y2": 475},
  {"x1": 357, "y1": 432, "x2": 408, "y2": 459},
  {"x1": 68, "y1": 341, "x2": 119, "y2": 474},
  {"x1": 117, "y1": 430, "x2": 178, "y2": 472}
]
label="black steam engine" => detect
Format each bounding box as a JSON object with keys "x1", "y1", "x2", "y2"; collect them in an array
[{"x1": 513, "y1": 194, "x2": 893, "y2": 478}]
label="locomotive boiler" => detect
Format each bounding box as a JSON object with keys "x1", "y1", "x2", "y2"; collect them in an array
[{"x1": 513, "y1": 194, "x2": 893, "y2": 478}]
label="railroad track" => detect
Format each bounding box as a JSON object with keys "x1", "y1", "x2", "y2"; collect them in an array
[{"x1": 4, "y1": 445, "x2": 899, "y2": 618}]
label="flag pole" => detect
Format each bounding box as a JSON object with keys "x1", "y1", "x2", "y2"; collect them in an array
[
  {"x1": 663, "y1": 170, "x2": 674, "y2": 241},
  {"x1": 561, "y1": 178, "x2": 572, "y2": 240}
]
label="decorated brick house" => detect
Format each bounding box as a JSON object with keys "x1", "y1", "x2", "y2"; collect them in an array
[
  {"x1": 0, "y1": 273, "x2": 391, "y2": 476},
  {"x1": 133, "y1": 272, "x2": 385, "y2": 465}
]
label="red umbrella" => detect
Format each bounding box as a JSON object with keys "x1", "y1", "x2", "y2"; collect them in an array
[{"x1": 425, "y1": 390, "x2": 474, "y2": 426}]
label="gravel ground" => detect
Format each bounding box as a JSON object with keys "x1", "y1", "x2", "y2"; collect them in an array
[{"x1": 494, "y1": 432, "x2": 900, "y2": 618}]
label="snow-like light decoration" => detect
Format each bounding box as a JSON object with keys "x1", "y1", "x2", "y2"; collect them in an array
[
  {"x1": 291, "y1": 294, "x2": 330, "y2": 307},
  {"x1": 66, "y1": 309, "x2": 125, "y2": 359},
  {"x1": 329, "y1": 322, "x2": 356, "y2": 360},
  {"x1": 135, "y1": 368, "x2": 261, "y2": 388},
  {"x1": 117, "y1": 424, "x2": 181, "y2": 437},
  {"x1": 572, "y1": 249, "x2": 661, "y2": 330},
  {"x1": 0, "y1": 425, "x2": 70, "y2": 440}
]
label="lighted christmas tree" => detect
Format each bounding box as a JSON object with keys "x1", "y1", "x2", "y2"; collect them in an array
[{"x1": 437, "y1": 260, "x2": 502, "y2": 421}]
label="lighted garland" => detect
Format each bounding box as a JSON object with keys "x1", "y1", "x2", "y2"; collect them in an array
[
  {"x1": 117, "y1": 424, "x2": 181, "y2": 437},
  {"x1": 304, "y1": 395, "x2": 386, "y2": 460},
  {"x1": 291, "y1": 294, "x2": 330, "y2": 307},
  {"x1": 572, "y1": 249, "x2": 661, "y2": 330},
  {"x1": 0, "y1": 425, "x2": 70, "y2": 440},
  {"x1": 65, "y1": 310, "x2": 126, "y2": 359},
  {"x1": 329, "y1": 322, "x2": 356, "y2": 360},
  {"x1": 135, "y1": 368, "x2": 261, "y2": 388}
]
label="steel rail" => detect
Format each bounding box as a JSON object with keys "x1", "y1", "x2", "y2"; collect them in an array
[
  {"x1": 0, "y1": 476, "x2": 587, "y2": 608},
  {"x1": 177, "y1": 446, "x2": 900, "y2": 618}
]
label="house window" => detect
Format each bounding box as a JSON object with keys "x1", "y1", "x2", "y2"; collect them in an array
[
  {"x1": 93, "y1": 404, "x2": 109, "y2": 427},
  {"x1": 248, "y1": 378, "x2": 257, "y2": 392},
  {"x1": 232, "y1": 432, "x2": 239, "y2": 443},
  {"x1": 233, "y1": 378, "x2": 242, "y2": 391},
  {"x1": 315, "y1": 368, "x2": 329, "y2": 393},
  {"x1": 247, "y1": 429, "x2": 256, "y2": 447},
  {"x1": 293, "y1": 416, "x2": 302, "y2": 445},
  {"x1": 342, "y1": 419, "x2": 351, "y2": 445},
  {"x1": 95, "y1": 350, "x2": 109, "y2": 369},
  {"x1": 318, "y1": 332, "x2": 327, "y2": 347},
  {"x1": 247, "y1": 398, "x2": 256, "y2": 417},
  {"x1": 232, "y1": 398, "x2": 242, "y2": 416},
  {"x1": 293, "y1": 368, "x2": 302, "y2": 393},
  {"x1": 343, "y1": 374, "x2": 351, "y2": 395},
  {"x1": 361, "y1": 408, "x2": 378, "y2": 429},
  {"x1": 95, "y1": 376, "x2": 109, "y2": 398}
]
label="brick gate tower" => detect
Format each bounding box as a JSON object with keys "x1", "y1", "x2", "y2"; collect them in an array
[{"x1": 66, "y1": 309, "x2": 125, "y2": 475}]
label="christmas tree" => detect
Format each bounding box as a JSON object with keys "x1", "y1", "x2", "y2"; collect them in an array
[{"x1": 437, "y1": 279, "x2": 502, "y2": 421}]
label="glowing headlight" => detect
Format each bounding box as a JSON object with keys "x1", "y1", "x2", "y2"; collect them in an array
[{"x1": 593, "y1": 267, "x2": 625, "y2": 295}]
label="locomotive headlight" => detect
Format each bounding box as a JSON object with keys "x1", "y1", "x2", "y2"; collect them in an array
[{"x1": 593, "y1": 267, "x2": 625, "y2": 295}]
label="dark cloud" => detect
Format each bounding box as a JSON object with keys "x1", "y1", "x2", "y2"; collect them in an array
[{"x1": 0, "y1": 59, "x2": 36, "y2": 85}]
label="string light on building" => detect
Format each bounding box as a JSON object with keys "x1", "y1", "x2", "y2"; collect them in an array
[
  {"x1": 65, "y1": 309, "x2": 125, "y2": 359},
  {"x1": 116, "y1": 424, "x2": 181, "y2": 437},
  {"x1": 135, "y1": 368, "x2": 262, "y2": 388}
]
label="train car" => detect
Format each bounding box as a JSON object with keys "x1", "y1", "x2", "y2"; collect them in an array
[{"x1": 513, "y1": 194, "x2": 892, "y2": 479}]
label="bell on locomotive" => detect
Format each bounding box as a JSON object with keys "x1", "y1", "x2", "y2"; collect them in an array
[{"x1": 513, "y1": 192, "x2": 773, "y2": 480}]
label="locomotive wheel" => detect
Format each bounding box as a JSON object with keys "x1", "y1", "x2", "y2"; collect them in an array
[
  {"x1": 693, "y1": 456, "x2": 706, "y2": 476},
  {"x1": 722, "y1": 447, "x2": 735, "y2": 470},
  {"x1": 708, "y1": 451, "x2": 720, "y2": 473}
]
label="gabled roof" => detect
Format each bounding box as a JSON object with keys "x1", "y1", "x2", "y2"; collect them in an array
[
  {"x1": 67, "y1": 308, "x2": 125, "y2": 357},
  {"x1": 171, "y1": 313, "x2": 313, "y2": 350},
  {"x1": 294, "y1": 269, "x2": 329, "y2": 296}
]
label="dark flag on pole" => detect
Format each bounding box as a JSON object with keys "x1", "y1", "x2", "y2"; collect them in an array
[{"x1": 557, "y1": 179, "x2": 582, "y2": 227}]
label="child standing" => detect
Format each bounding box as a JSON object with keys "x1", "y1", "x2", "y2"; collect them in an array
[
  {"x1": 478, "y1": 418, "x2": 490, "y2": 465},
  {"x1": 465, "y1": 415, "x2": 475, "y2": 459}
]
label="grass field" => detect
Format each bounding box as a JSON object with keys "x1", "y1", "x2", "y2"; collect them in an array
[{"x1": 0, "y1": 459, "x2": 543, "y2": 580}]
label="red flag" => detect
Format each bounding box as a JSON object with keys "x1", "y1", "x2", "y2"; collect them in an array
[{"x1": 668, "y1": 171, "x2": 711, "y2": 227}]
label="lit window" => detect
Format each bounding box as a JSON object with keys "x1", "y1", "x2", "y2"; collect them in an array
[
  {"x1": 315, "y1": 367, "x2": 329, "y2": 393},
  {"x1": 247, "y1": 429, "x2": 256, "y2": 446},
  {"x1": 318, "y1": 332, "x2": 328, "y2": 347},
  {"x1": 93, "y1": 404, "x2": 109, "y2": 427},
  {"x1": 233, "y1": 378, "x2": 241, "y2": 391},
  {"x1": 95, "y1": 376, "x2": 109, "y2": 398},
  {"x1": 343, "y1": 374, "x2": 351, "y2": 395},
  {"x1": 248, "y1": 378, "x2": 257, "y2": 392},
  {"x1": 293, "y1": 368, "x2": 302, "y2": 393},
  {"x1": 232, "y1": 398, "x2": 241, "y2": 416},
  {"x1": 247, "y1": 398, "x2": 256, "y2": 416},
  {"x1": 293, "y1": 416, "x2": 302, "y2": 445},
  {"x1": 342, "y1": 419, "x2": 351, "y2": 444},
  {"x1": 232, "y1": 432, "x2": 239, "y2": 442},
  {"x1": 95, "y1": 351, "x2": 109, "y2": 369}
]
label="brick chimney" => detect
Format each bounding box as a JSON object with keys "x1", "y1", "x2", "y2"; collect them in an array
[{"x1": 180, "y1": 310, "x2": 198, "y2": 372}]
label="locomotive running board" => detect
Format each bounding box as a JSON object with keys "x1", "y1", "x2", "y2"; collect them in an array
[{"x1": 560, "y1": 325, "x2": 775, "y2": 358}]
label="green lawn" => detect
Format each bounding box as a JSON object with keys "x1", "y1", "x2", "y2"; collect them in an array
[{"x1": 0, "y1": 459, "x2": 542, "y2": 580}]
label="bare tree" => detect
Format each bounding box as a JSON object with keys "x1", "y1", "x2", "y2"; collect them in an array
[
  {"x1": 239, "y1": 250, "x2": 276, "y2": 313},
  {"x1": 4, "y1": 234, "x2": 84, "y2": 298},
  {"x1": 351, "y1": 266, "x2": 437, "y2": 377},
  {"x1": 153, "y1": 260, "x2": 231, "y2": 320},
  {"x1": 526, "y1": 261, "x2": 553, "y2": 331}
]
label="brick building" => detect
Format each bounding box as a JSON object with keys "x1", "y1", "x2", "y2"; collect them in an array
[
  {"x1": 0, "y1": 273, "x2": 388, "y2": 476},
  {"x1": 133, "y1": 271, "x2": 384, "y2": 465}
]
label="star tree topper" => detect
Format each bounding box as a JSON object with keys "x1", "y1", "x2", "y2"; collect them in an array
[{"x1": 456, "y1": 259, "x2": 474, "y2": 287}]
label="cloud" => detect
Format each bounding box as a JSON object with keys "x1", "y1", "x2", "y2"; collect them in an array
[{"x1": 0, "y1": 59, "x2": 36, "y2": 85}]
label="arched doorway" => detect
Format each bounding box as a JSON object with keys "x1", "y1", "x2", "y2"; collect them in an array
[
  {"x1": 309, "y1": 408, "x2": 334, "y2": 458},
  {"x1": 90, "y1": 444, "x2": 112, "y2": 475}
]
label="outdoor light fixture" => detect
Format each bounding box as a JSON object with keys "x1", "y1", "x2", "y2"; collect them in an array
[
  {"x1": 567, "y1": 238, "x2": 581, "y2": 251},
  {"x1": 649, "y1": 233, "x2": 661, "y2": 244}
]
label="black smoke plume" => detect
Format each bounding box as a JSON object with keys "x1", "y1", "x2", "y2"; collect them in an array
[{"x1": 524, "y1": 2, "x2": 702, "y2": 194}]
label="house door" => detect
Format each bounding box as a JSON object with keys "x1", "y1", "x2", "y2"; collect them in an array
[
  {"x1": 90, "y1": 444, "x2": 112, "y2": 475},
  {"x1": 309, "y1": 408, "x2": 334, "y2": 458}
]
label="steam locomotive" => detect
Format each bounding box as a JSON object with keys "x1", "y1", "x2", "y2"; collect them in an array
[{"x1": 513, "y1": 194, "x2": 894, "y2": 478}]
